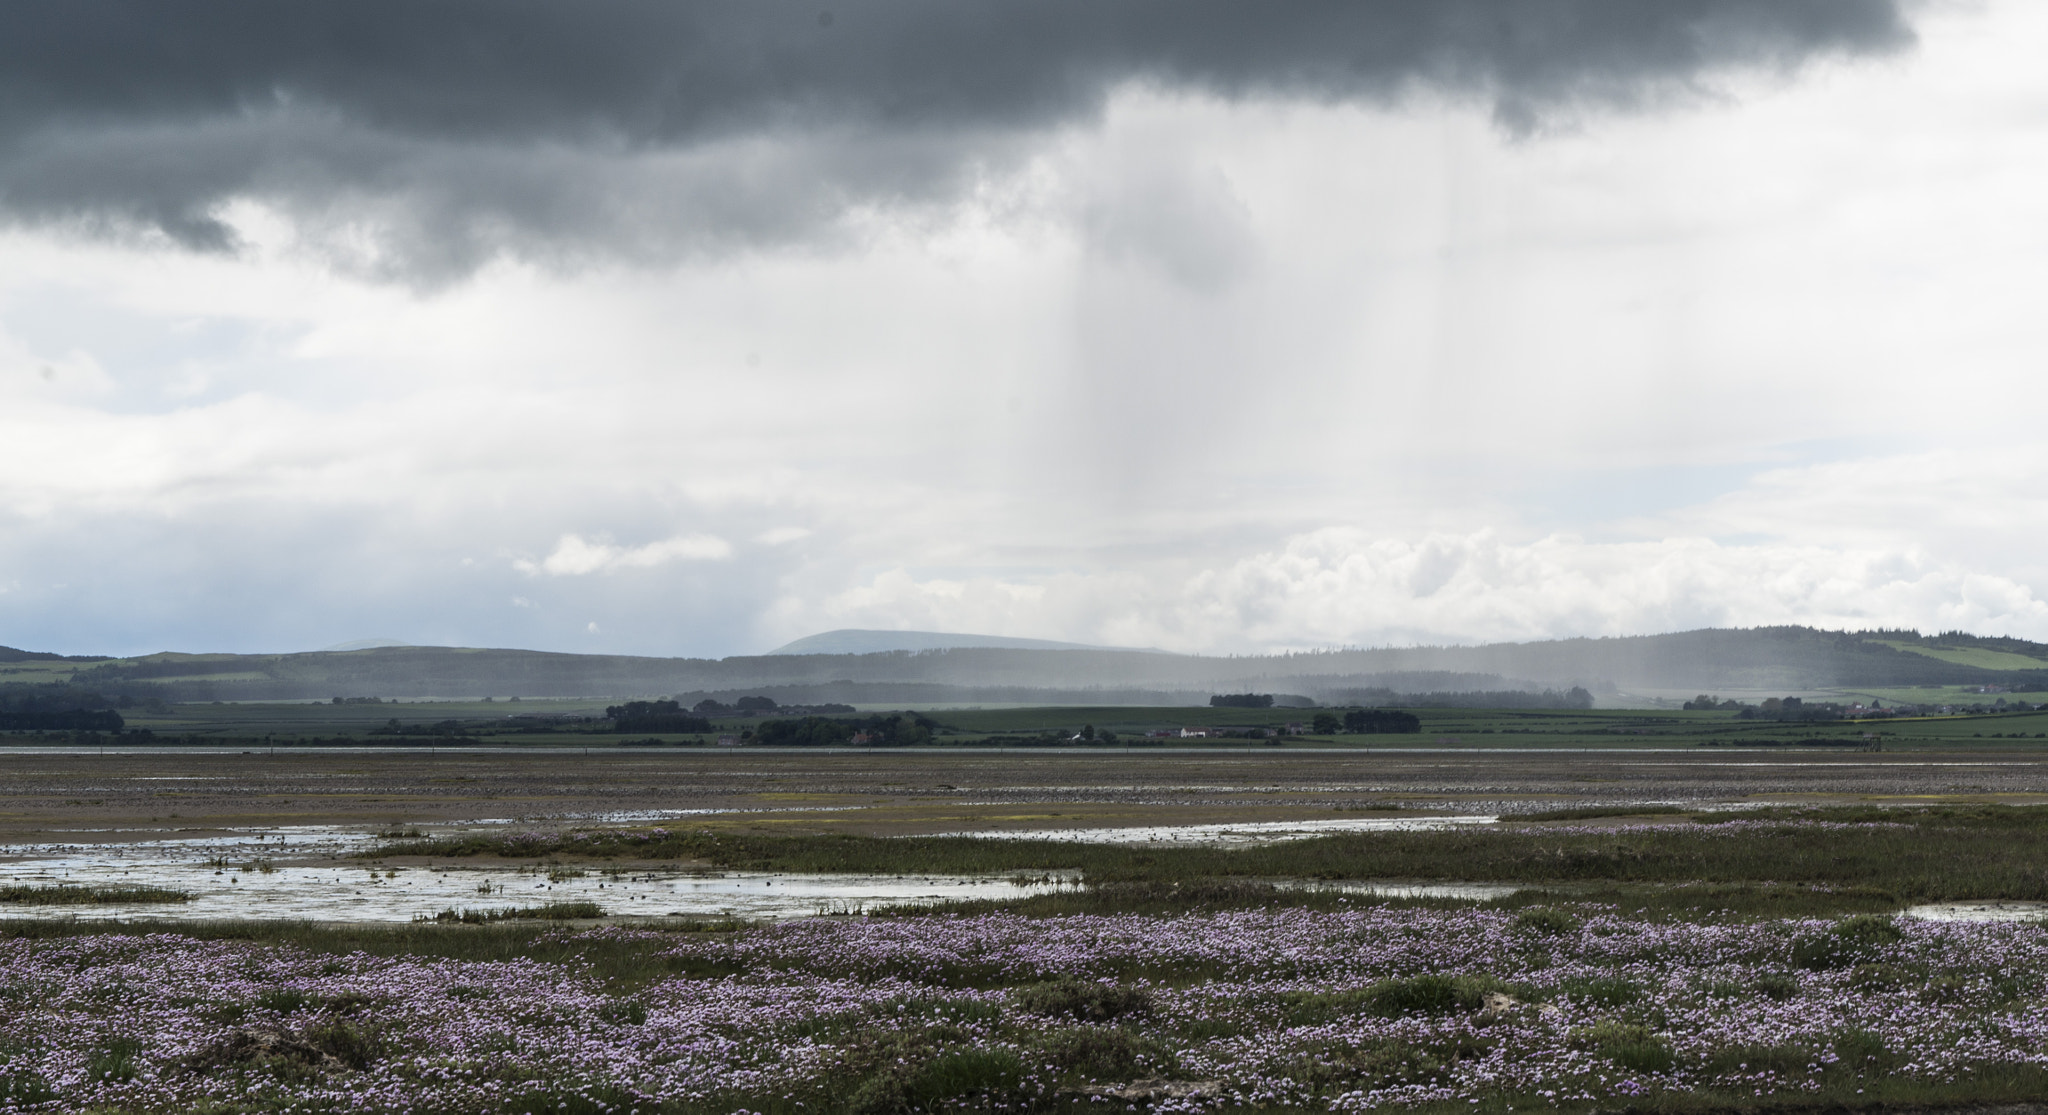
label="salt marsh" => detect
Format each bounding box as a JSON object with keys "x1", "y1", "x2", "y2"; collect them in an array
[{"x1": 0, "y1": 823, "x2": 1072, "y2": 923}]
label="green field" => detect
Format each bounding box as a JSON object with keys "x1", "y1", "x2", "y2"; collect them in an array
[
  {"x1": 4, "y1": 698, "x2": 2039, "y2": 751},
  {"x1": 0, "y1": 658, "x2": 90, "y2": 681},
  {"x1": 1870, "y1": 639, "x2": 2048, "y2": 671}
]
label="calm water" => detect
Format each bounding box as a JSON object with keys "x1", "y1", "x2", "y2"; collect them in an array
[
  {"x1": 942, "y1": 815, "x2": 1497, "y2": 845},
  {"x1": 0, "y1": 822, "x2": 1070, "y2": 922},
  {"x1": 1903, "y1": 900, "x2": 2048, "y2": 923}
]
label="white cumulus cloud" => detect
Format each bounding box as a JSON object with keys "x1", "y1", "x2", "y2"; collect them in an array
[
  {"x1": 782, "y1": 530, "x2": 2048, "y2": 655},
  {"x1": 516, "y1": 533, "x2": 732, "y2": 577}
]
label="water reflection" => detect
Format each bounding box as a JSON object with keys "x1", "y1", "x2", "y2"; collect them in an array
[
  {"x1": 1, "y1": 812, "x2": 1514, "y2": 924},
  {"x1": 0, "y1": 825, "x2": 1068, "y2": 923},
  {"x1": 1904, "y1": 900, "x2": 2048, "y2": 923},
  {"x1": 944, "y1": 816, "x2": 1496, "y2": 845}
]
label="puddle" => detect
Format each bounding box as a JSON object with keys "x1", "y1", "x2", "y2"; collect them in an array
[
  {"x1": 1, "y1": 813, "x2": 1508, "y2": 924},
  {"x1": 1904, "y1": 901, "x2": 2048, "y2": 923},
  {"x1": 942, "y1": 816, "x2": 1496, "y2": 846},
  {"x1": 0, "y1": 824, "x2": 1069, "y2": 923}
]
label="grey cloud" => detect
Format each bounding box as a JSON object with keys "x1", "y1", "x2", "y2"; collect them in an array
[
  {"x1": 5, "y1": 111, "x2": 1012, "y2": 278},
  {"x1": 1083, "y1": 160, "x2": 1259, "y2": 292},
  {"x1": 0, "y1": 1, "x2": 1914, "y2": 276}
]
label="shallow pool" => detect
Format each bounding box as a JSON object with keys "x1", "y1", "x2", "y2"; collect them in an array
[
  {"x1": 1903, "y1": 900, "x2": 2048, "y2": 923},
  {"x1": 0, "y1": 823, "x2": 1070, "y2": 923},
  {"x1": 941, "y1": 815, "x2": 1497, "y2": 845}
]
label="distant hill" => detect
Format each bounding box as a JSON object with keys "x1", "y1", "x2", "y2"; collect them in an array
[
  {"x1": 318, "y1": 638, "x2": 414, "y2": 652},
  {"x1": 767, "y1": 629, "x2": 1141, "y2": 655},
  {"x1": 3, "y1": 626, "x2": 2044, "y2": 706},
  {"x1": 0, "y1": 645, "x2": 114, "y2": 664}
]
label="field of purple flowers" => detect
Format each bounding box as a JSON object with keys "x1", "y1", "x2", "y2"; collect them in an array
[{"x1": 7, "y1": 903, "x2": 2048, "y2": 1114}]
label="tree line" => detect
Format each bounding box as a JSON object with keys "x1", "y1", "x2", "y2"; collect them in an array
[
  {"x1": 1309, "y1": 709, "x2": 1422, "y2": 734},
  {"x1": 751, "y1": 713, "x2": 939, "y2": 747},
  {"x1": 0, "y1": 685, "x2": 125, "y2": 731}
]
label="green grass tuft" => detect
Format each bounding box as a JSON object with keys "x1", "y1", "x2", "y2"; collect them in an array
[{"x1": 0, "y1": 884, "x2": 190, "y2": 905}]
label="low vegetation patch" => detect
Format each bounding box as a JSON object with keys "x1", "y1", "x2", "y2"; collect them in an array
[
  {"x1": 3, "y1": 907, "x2": 2045, "y2": 1112},
  {"x1": 0, "y1": 883, "x2": 189, "y2": 904},
  {"x1": 376, "y1": 804, "x2": 2048, "y2": 910},
  {"x1": 416, "y1": 901, "x2": 604, "y2": 924}
]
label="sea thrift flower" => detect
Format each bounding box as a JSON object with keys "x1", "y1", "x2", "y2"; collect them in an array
[{"x1": 0, "y1": 908, "x2": 2041, "y2": 1111}]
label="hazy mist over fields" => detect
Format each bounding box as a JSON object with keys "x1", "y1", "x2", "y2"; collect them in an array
[{"x1": 4, "y1": 0, "x2": 2047, "y2": 658}]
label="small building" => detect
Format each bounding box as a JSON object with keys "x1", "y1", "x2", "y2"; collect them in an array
[
  {"x1": 715, "y1": 735, "x2": 740, "y2": 747},
  {"x1": 1179, "y1": 727, "x2": 1209, "y2": 739}
]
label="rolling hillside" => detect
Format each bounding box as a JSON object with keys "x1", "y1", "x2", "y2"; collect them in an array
[{"x1": 3, "y1": 627, "x2": 2044, "y2": 706}]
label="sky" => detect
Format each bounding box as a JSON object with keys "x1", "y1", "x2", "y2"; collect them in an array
[{"x1": 3, "y1": 0, "x2": 2047, "y2": 659}]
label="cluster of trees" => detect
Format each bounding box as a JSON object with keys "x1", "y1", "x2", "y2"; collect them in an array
[
  {"x1": 604, "y1": 700, "x2": 714, "y2": 733},
  {"x1": 691, "y1": 696, "x2": 857, "y2": 717},
  {"x1": 970, "y1": 731, "x2": 1154, "y2": 748},
  {"x1": 0, "y1": 686, "x2": 124, "y2": 732},
  {"x1": 751, "y1": 713, "x2": 938, "y2": 747},
  {"x1": 1687, "y1": 693, "x2": 1850, "y2": 718},
  {"x1": 1346, "y1": 708, "x2": 1422, "y2": 733},
  {"x1": 1209, "y1": 693, "x2": 1274, "y2": 708},
  {"x1": 1736, "y1": 697, "x2": 1842, "y2": 723},
  {"x1": 0, "y1": 707, "x2": 124, "y2": 731},
  {"x1": 367, "y1": 718, "x2": 478, "y2": 738},
  {"x1": 1309, "y1": 709, "x2": 1422, "y2": 734},
  {"x1": 329, "y1": 696, "x2": 385, "y2": 705},
  {"x1": 692, "y1": 696, "x2": 780, "y2": 715}
]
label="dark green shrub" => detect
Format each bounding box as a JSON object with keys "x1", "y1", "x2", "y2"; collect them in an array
[
  {"x1": 1917, "y1": 974, "x2": 1970, "y2": 1003},
  {"x1": 0, "y1": 1073, "x2": 55, "y2": 1106},
  {"x1": 1514, "y1": 907, "x2": 1582, "y2": 936},
  {"x1": 1040, "y1": 1027, "x2": 1162, "y2": 1081},
  {"x1": 1283, "y1": 1040, "x2": 1446, "y2": 1093},
  {"x1": 1572, "y1": 1021, "x2": 1674, "y2": 1074},
  {"x1": 846, "y1": 1048, "x2": 1027, "y2": 1115},
  {"x1": 87, "y1": 1037, "x2": 141, "y2": 1082},
  {"x1": 597, "y1": 1000, "x2": 647, "y2": 1025},
  {"x1": 1014, "y1": 979, "x2": 1151, "y2": 1022},
  {"x1": 1832, "y1": 1028, "x2": 1891, "y2": 1072},
  {"x1": 1848, "y1": 963, "x2": 1913, "y2": 992},
  {"x1": 1361, "y1": 973, "x2": 1499, "y2": 1017},
  {"x1": 200, "y1": 1001, "x2": 249, "y2": 1025},
  {"x1": 255, "y1": 988, "x2": 313, "y2": 1014},
  {"x1": 1792, "y1": 915, "x2": 1904, "y2": 971},
  {"x1": 1180, "y1": 1017, "x2": 1242, "y2": 1041},
  {"x1": 1282, "y1": 977, "x2": 1501, "y2": 1025},
  {"x1": 1611, "y1": 1038, "x2": 1677, "y2": 1075},
  {"x1": 1556, "y1": 976, "x2": 1641, "y2": 1008},
  {"x1": 884, "y1": 996, "x2": 1002, "y2": 1027},
  {"x1": 302, "y1": 1018, "x2": 386, "y2": 1070},
  {"x1": 1752, "y1": 972, "x2": 1802, "y2": 1001},
  {"x1": 1279, "y1": 989, "x2": 1372, "y2": 1027},
  {"x1": 1705, "y1": 1043, "x2": 1820, "y2": 1077}
]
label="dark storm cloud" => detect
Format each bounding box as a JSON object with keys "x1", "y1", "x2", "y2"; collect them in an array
[{"x1": 0, "y1": 1, "x2": 1914, "y2": 276}]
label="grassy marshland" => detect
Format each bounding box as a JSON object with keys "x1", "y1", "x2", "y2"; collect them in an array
[
  {"x1": 372, "y1": 805, "x2": 2048, "y2": 915},
  {"x1": 0, "y1": 883, "x2": 190, "y2": 905}
]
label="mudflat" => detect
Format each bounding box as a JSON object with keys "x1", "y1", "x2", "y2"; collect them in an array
[{"x1": 5, "y1": 747, "x2": 2048, "y2": 843}]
